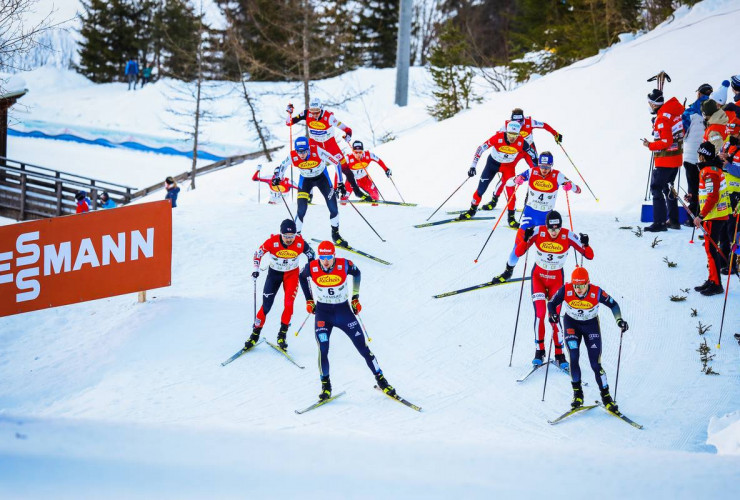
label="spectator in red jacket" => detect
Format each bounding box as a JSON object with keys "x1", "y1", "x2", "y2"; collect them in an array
[
  {"x1": 643, "y1": 89, "x2": 685, "y2": 232},
  {"x1": 75, "y1": 190, "x2": 90, "y2": 214}
]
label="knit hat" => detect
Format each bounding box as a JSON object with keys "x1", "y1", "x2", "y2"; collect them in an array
[
  {"x1": 732, "y1": 75, "x2": 740, "y2": 92},
  {"x1": 165, "y1": 176, "x2": 175, "y2": 184},
  {"x1": 701, "y1": 99, "x2": 719, "y2": 116},
  {"x1": 647, "y1": 89, "x2": 664, "y2": 106},
  {"x1": 697, "y1": 141, "x2": 716, "y2": 160},
  {"x1": 696, "y1": 83, "x2": 713, "y2": 96}
]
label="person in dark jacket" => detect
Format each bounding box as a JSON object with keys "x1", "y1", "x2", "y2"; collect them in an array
[
  {"x1": 165, "y1": 176, "x2": 180, "y2": 208},
  {"x1": 99, "y1": 192, "x2": 116, "y2": 209},
  {"x1": 125, "y1": 58, "x2": 139, "y2": 90},
  {"x1": 681, "y1": 84, "x2": 712, "y2": 222}
]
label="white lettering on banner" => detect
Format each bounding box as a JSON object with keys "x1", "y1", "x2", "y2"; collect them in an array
[{"x1": 0, "y1": 228, "x2": 156, "y2": 304}]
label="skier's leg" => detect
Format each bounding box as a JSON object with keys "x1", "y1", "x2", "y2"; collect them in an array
[
  {"x1": 255, "y1": 269, "x2": 283, "y2": 328},
  {"x1": 584, "y1": 321, "x2": 607, "y2": 389},
  {"x1": 664, "y1": 167, "x2": 679, "y2": 224},
  {"x1": 337, "y1": 304, "x2": 381, "y2": 375},
  {"x1": 315, "y1": 171, "x2": 340, "y2": 229},
  {"x1": 549, "y1": 269, "x2": 565, "y2": 355},
  {"x1": 358, "y1": 175, "x2": 379, "y2": 200},
  {"x1": 473, "y1": 156, "x2": 501, "y2": 206},
  {"x1": 280, "y1": 269, "x2": 299, "y2": 325},
  {"x1": 295, "y1": 176, "x2": 310, "y2": 233},
  {"x1": 531, "y1": 269, "x2": 547, "y2": 356},
  {"x1": 314, "y1": 308, "x2": 335, "y2": 379},
  {"x1": 563, "y1": 318, "x2": 583, "y2": 384}
]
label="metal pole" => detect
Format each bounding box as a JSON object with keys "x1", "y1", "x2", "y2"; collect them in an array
[{"x1": 394, "y1": 0, "x2": 412, "y2": 107}]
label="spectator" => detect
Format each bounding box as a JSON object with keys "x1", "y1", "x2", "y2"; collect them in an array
[
  {"x1": 75, "y1": 190, "x2": 91, "y2": 214},
  {"x1": 719, "y1": 120, "x2": 740, "y2": 274},
  {"x1": 681, "y1": 83, "x2": 712, "y2": 223},
  {"x1": 141, "y1": 64, "x2": 152, "y2": 87},
  {"x1": 165, "y1": 176, "x2": 180, "y2": 208},
  {"x1": 125, "y1": 57, "x2": 139, "y2": 90},
  {"x1": 723, "y1": 75, "x2": 740, "y2": 118},
  {"x1": 701, "y1": 99, "x2": 729, "y2": 152},
  {"x1": 643, "y1": 89, "x2": 685, "y2": 232},
  {"x1": 99, "y1": 192, "x2": 116, "y2": 209},
  {"x1": 693, "y1": 142, "x2": 731, "y2": 296}
]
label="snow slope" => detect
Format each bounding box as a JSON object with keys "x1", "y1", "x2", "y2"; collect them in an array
[{"x1": 1, "y1": 0, "x2": 740, "y2": 497}]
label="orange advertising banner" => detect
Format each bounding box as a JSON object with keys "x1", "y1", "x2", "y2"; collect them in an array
[{"x1": 0, "y1": 201, "x2": 172, "y2": 317}]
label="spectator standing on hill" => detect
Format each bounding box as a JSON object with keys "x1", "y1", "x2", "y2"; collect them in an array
[
  {"x1": 125, "y1": 58, "x2": 139, "y2": 90},
  {"x1": 165, "y1": 176, "x2": 180, "y2": 208}
]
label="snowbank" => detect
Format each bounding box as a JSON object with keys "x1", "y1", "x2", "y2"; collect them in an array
[{"x1": 708, "y1": 411, "x2": 740, "y2": 455}]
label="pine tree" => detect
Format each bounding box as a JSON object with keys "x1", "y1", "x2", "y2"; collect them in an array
[
  {"x1": 155, "y1": 0, "x2": 201, "y2": 80},
  {"x1": 427, "y1": 22, "x2": 478, "y2": 121},
  {"x1": 78, "y1": 0, "x2": 118, "y2": 82},
  {"x1": 357, "y1": 1, "x2": 399, "y2": 68}
]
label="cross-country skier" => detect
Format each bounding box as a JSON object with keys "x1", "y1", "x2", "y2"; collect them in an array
[
  {"x1": 339, "y1": 140, "x2": 392, "y2": 202},
  {"x1": 547, "y1": 267, "x2": 628, "y2": 411},
  {"x1": 247, "y1": 219, "x2": 315, "y2": 351},
  {"x1": 273, "y1": 136, "x2": 350, "y2": 246},
  {"x1": 482, "y1": 109, "x2": 562, "y2": 211},
  {"x1": 460, "y1": 120, "x2": 536, "y2": 226},
  {"x1": 299, "y1": 241, "x2": 395, "y2": 401},
  {"x1": 491, "y1": 152, "x2": 582, "y2": 283},
  {"x1": 507, "y1": 211, "x2": 593, "y2": 367},
  {"x1": 287, "y1": 97, "x2": 352, "y2": 167},
  {"x1": 252, "y1": 166, "x2": 297, "y2": 205}
]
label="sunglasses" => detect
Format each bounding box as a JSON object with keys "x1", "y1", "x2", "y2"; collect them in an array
[{"x1": 319, "y1": 255, "x2": 334, "y2": 260}]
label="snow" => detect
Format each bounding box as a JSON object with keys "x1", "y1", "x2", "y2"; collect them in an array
[
  {"x1": 708, "y1": 411, "x2": 740, "y2": 455},
  {"x1": 1, "y1": 0, "x2": 740, "y2": 496}
]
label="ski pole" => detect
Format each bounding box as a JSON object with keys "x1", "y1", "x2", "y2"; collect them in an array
[
  {"x1": 541, "y1": 333, "x2": 554, "y2": 402},
  {"x1": 673, "y1": 186, "x2": 731, "y2": 265},
  {"x1": 474, "y1": 183, "x2": 522, "y2": 263},
  {"x1": 288, "y1": 109, "x2": 294, "y2": 203},
  {"x1": 257, "y1": 164, "x2": 262, "y2": 203},
  {"x1": 389, "y1": 176, "x2": 406, "y2": 203},
  {"x1": 565, "y1": 190, "x2": 579, "y2": 266},
  {"x1": 253, "y1": 279, "x2": 257, "y2": 325},
  {"x1": 293, "y1": 314, "x2": 310, "y2": 337},
  {"x1": 644, "y1": 155, "x2": 654, "y2": 202},
  {"x1": 558, "y1": 143, "x2": 599, "y2": 202},
  {"x1": 426, "y1": 177, "x2": 469, "y2": 221},
  {"x1": 614, "y1": 329, "x2": 625, "y2": 401},
  {"x1": 356, "y1": 314, "x2": 373, "y2": 342},
  {"x1": 280, "y1": 191, "x2": 294, "y2": 219},
  {"x1": 690, "y1": 225, "x2": 696, "y2": 244},
  {"x1": 374, "y1": 181, "x2": 386, "y2": 202},
  {"x1": 717, "y1": 210, "x2": 740, "y2": 349},
  {"x1": 347, "y1": 200, "x2": 386, "y2": 242},
  {"x1": 508, "y1": 249, "x2": 530, "y2": 367}
]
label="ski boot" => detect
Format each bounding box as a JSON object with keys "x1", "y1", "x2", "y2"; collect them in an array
[
  {"x1": 694, "y1": 280, "x2": 712, "y2": 292},
  {"x1": 457, "y1": 204, "x2": 478, "y2": 220},
  {"x1": 643, "y1": 222, "x2": 667, "y2": 232},
  {"x1": 571, "y1": 382, "x2": 584, "y2": 409},
  {"x1": 480, "y1": 195, "x2": 499, "y2": 211},
  {"x1": 532, "y1": 349, "x2": 546, "y2": 366},
  {"x1": 600, "y1": 387, "x2": 618, "y2": 412},
  {"x1": 339, "y1": 195, "x2": 349, "y2": 204},
  {"x1": 276, "y1": 323, "x2": 289, "y2": 351},
  {"x1": 493, "y1": 264, "x2": 515, "y2": 283},
  {"x1": 332, "y1": 226, "x2": 349, "y2": 248},
  {"x1": 245, "y1": 326, "x2": 262, "y2": 350},
  {"x1": 700, "y1": 281, "x2": 724, "y2": 296},
  {"x1": 358, "y1": 192, "x2": 373, "y2": 202},
  {"x1": 375, "y1": 373, "x2": 396, "y2": 397},
  {"x1": 319, "y1": 376, "x2": 332, "y2": 401},
  {"x1": 554, "y1": 353, "x2": 569, "y2": 370},
  {"x1": 507, "y1": 210, "x2": 520, "y2": 229}
]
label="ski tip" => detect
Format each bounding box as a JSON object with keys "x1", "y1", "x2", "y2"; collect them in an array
[{"x1": 473, "y1": 259, "x2": 478, "y2": 263}]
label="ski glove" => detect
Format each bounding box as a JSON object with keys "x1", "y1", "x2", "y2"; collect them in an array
[
  {"x1": 252, "y1": 271, "x2": 259, "y2": 280},
  {"x1": 514, "y1": 175, "x2": 525, "y2": 186},
  {"x1": 617, "y1": 319, "x2": 629, "y2": 333},
  {"x1": 523, "y1": 227, "x2": 535, "y2": 242},
  {"x1": 337, "y1": 182, "x2": 347, "y2": 196},
  {"x1": 385, "y1": 169, "x2": 392, "y2": 178},
  {"x1": 579, "y1": 233, "x2": 589, "y2": 247},
  {"x1": 351, "y1": 294, "x2": 361, "y2": 314},
  {"x1": 467, "y1": 167, "x2": 477, "y2": 178},
  {"x1": 286, "y1": 103, "x2": 294, "y2": 114},
  {"x1": 306, "y1": 300, "x2": 316, "y2": 314},
  {"x1": 563, "y1": 181, "x2": 573, "y2": 191},
  {"x1": 271, "y1": 176, "x2": 281, "y2": 187},
  {"x1": 555, "y1": 133, "x2": 563, "y2": 144},
  {"x1": 549, "y1": 312, "x2": 560, "y2": 324}
]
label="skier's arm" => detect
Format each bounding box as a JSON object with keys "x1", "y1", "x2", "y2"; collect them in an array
[
  {"x1": 648, "y1": 118, "x2": 673, "y2": 152},
  {"x1": 318, "y1": 147, "x2": 343, "y2": 183},
  {"x1": 346, "y1": 260, "x2": 361, "y2": 297},
  {"x1": 521, "y1": 142, "x2": 537, "y2": 167},
  {"x1": 299, "y1": 264, "x2": 314, "y2": 301},
  {"x1": 532, "y1": 119, "x2": 559, "y2": 138},
  {"x1": 598, "y1": 289, "x2": 623, "y2": 324},
  {"x1": 508, "y1": 169, "x2": 530, "y2": 187},
  {"x1": 302, "y1": 240, "x2": 316, "y2": 261},
  {"x1": 290, "y1": 111, "x2": 307, "y2": 125},
  {"x1": 557, "y1": 172, "x2": 581, "y2": 193},
  {"x1": 329, "y1": 114, "x2": 352, "y2": 139},
  {"x1": 369, "y1": 152, "x2": 389, "y2": 172},
  {"x1": 274, "y1": 156, "x2": 291, "y2": 179},
  {"x1": 567, "y1": 231, "x2": 594, "y2": 260},
  {"x1": 253, "y1": 239, "x2": 270, "y2": 273},
  {"x1": 547, "y1": 286, "x2": 566, "y2": 316},
  {"x1": 471, "y1": 137, "x2": 494, "y2": 169},
  {"x1": 514, "y1": 232, "x2": 537, "y2": 257}
]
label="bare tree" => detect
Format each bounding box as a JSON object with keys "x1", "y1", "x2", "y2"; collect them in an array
[{"x1": 0, "y1": 0, "x2": 63, "y2": 78}]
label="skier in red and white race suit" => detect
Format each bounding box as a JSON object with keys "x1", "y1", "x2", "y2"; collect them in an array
[
  {"x1": 460, "y1": 120, "x2": 536, "y2": 227},
  {"x1": 491, "y1": 151, "x2": 582, "y2": 282},
  {"x1": 483, "y1": 108, "x2": 563, "y2": 212},
  {"x1": 246, "y1": 219, "x2": 315, "y2": 351},
  {"x1": 511, "y1": 210, "x2": 594, "y2": 368},
  {"x1": 339, "y1": 140, "x2": 393, "y2": 202},
  {"x1": 299, "y1": 241, "x2": 395, "y2": 401},
  {"x1": 548, "y1": 266, "x2": 628, "y2": 412},
  {"x1": 252, "y1": 165, "x2": 297, "y2": 204}
]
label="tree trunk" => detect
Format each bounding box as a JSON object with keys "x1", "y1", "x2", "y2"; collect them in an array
[{"x1": 190, "y1": 31, "x2": 203, "y2": 190}]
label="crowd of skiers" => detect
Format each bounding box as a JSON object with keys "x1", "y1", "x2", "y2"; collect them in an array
[{"x1": 644, "y1": 75, "x2": 740, "y2": 297}]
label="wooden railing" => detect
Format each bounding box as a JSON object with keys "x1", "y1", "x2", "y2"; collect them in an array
[{"x1": 0, "y1": 157, "x2": 136, "y2": 221}]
